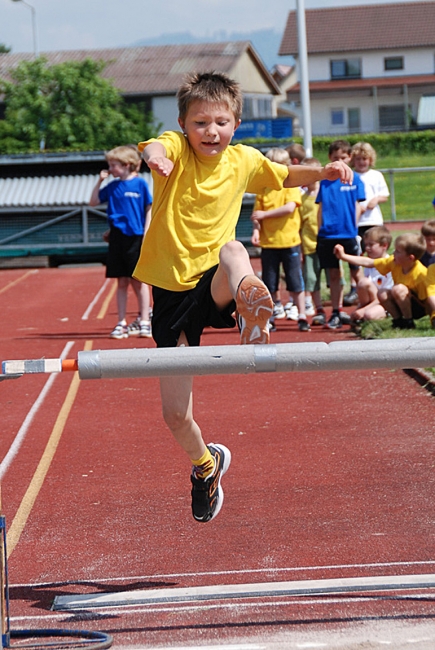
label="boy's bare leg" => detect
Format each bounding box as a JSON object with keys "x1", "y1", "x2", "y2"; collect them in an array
[
  {"x1": 116, "y1": 276, "x2": 130, "y2": 322},
  {"x1": 329, "y1": 268, "x2": 343, "y2": 311},
  {"x1": 130, "y1": 278, "x2": 151, "y2": 322},
  {"x1": 159, "y1": 332, "x2": 231, "y2": 523}
]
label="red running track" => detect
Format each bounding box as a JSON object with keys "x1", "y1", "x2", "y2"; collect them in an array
[{"x1": 1, "y1": 265, "x2": 435, "y2": 649}]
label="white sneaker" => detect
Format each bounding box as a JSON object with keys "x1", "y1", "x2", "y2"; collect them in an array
[
  {"x1": 286, "y1": 304, "x2": 299, "y2": 321},
  {"x1": 272, "y1": 303, "x2": 286, "y2": 319},
  {"x1": 305, "y1": 304, "x2": 316, "y2": 317}
]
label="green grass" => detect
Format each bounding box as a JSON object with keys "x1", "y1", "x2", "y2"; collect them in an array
[{"x1": 359, "y1": 315, "x2": 435, "y2": 340}]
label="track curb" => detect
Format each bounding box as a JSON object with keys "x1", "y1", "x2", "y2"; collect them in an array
[{"x1": 404, "y1": 367, "x2": 435, "y2": 395}]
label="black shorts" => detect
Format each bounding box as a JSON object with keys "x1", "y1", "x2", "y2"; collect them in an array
[
  {"x1": 106, "y1": 226, "x2": 143, "y2": 278},
  {"x1": 261, "y1": 246, "x2": 304, "y2": 293},
  {"x1": 151, "y1": 265, "x2": 236, "y2": 348},
  {"x1": 317, "y1": 237, "x2": 361, "y2": 270},
  {"x1": 411, "y1": 293, "x2": 427, "y2": 320}
]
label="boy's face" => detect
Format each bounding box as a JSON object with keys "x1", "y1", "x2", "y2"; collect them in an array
[
  {"x1": 364, "y1": 238, "x2": 387, "y2": 259},
  {"x1": 108, "y1": 159, "x2": 129, "y2": 179},
  {"x1": 424, "y1": 235, "x2": 435, "y2": 254},
  {"x1": 393, "y1": 244, "x2": 413, "y2": 267},
  {"x1": 353, "y1": 154, "x2": 371, "y2": 174},
  {"x1": 329, "y1": 149, "x2": 351, "y2": 164},
  {"x1": 178, "y1": 100, "x2": 241, "y2": 157}
]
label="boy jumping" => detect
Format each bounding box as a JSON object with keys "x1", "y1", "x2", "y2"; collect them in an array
[{"x1": 134, "y1": 72, "x2": 352, "y2": 523}]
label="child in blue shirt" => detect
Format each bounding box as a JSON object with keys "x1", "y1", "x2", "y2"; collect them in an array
[
  {"x1": 316, "y1": 140, "x2": 366, "y2": 329},
  {"x1": 90, "y1": 145, "x2": 153, "y2": 339}
]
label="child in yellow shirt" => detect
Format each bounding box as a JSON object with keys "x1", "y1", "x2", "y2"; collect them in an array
[{"x1": 251, "y1": 148, "x2": 309, "y2": 332}]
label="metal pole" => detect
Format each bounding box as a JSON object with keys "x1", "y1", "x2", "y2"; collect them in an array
[
  {"x1": 74, "y1": 338, "x2": 435, "y2": 380},
  {"x1": 11, "y1": 0, "x2": 38, "y2": 58},
  {"x1": 296, "y1": 0, "x2": 313, "y2": 156}
]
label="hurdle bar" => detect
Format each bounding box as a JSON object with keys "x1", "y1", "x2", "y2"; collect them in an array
[{"x1": 3, "y1": 338, "x2": 435, "y2": 380}]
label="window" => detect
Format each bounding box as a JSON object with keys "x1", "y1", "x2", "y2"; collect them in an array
[
  {"x1": 348, "y1": 108, "x2": 360, "y2": 131},
  {"x1": 331, "y1": 108, "x2": 344, "y2": 126},
  {"x1": 379, "y1": 105, "x2": 406, "y2": 131},
  {"x1": 384, "y1": 56, "x2": 404, "y2": 71},
  {"x1": 330, "y1": 59, "x2": 361, "y2": 79},
  {"x1": 241, "y1": 96, "x2": 273, "y2": 119}
]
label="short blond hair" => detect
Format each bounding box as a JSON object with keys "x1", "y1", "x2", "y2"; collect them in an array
[
  {"x1": 421, "y1": 219, "x2": 435, "y2": 238},
  {"x1": 177, "y1": 71, "x2": 243, "y2": 122},
  {"x1": 285, "y1": 143, "x2": 306, "y2": 163},
  {"x1": 265, "y1": 148, "x2": 290, "y2": 166},
  {"x1": 363, "y1": 225, "x2": 392, "y2": 248},
  {"x1": 105, "y1": 145, "x2": 141, "y2": 172},
  {"x1": 351, "y1": 141, "x2": 377, "y2": 167},
  {"x1": 395, "y1": 233, "x2": 426, "y2": 259}
]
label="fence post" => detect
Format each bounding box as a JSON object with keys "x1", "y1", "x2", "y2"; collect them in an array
[{"x1": 388, "y1": 170, "x2": 396, "y2": 221}]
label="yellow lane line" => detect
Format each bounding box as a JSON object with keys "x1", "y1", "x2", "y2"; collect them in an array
[
  {"x1": 97, "y1": 280, "x2": 116, "y2": 320},
  {"x1": 6, "y1": 340, "x2": 93, "y2": 557},
  {"x1": 0, "y1": 270, "x2": 38, "y2": 296}
]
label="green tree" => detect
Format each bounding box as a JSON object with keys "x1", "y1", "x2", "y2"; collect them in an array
[
  {"x1": 0, "y1": 57, "x2": 159, "y2": 153},
  {"x1": 0, "y1": 44, "x2": 11, "y2": 53}
]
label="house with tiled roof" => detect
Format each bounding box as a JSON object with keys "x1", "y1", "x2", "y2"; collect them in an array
[
  {"x1": 0, "y1": 41, "x2": 284, "y2": 134},
  {"x1": 279, "y1": 1, "x2": 435, "y2": 135}
]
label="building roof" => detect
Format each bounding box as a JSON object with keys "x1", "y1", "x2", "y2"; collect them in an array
[
  {"x1": 0, "y1": 41, "x2": 280, "y2": 96},
  {"x1": 279, "y1": 1, "x2": 435, "y2": 56},
  {"x1": 286, "y1": 73, "x2": 435, "y2": 95}
]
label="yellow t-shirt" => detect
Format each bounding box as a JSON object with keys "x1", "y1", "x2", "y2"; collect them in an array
[
  {"x1": 299, "y1": 192, "x2": 319, "y2": 255},
  {"x1": 373, "y1": 255, "x2": 428, "y2": 300},
  {"x1": 425, "y1": 263, "x2": 435, "y2": 297},
  {"x1": 254, "y1": 186, "x2": 301, "y2": 248},
  {"x1": 134, "y1": 131, "x2": 289, "y2": 291}
]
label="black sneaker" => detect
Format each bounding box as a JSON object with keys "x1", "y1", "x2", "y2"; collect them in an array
[
  {"x1": 312, "y1": 311, "x2": 326, "y2": 326},
  {"x1": 298, "y1": 318, "x2": 311, "y2": 332},
  {"x1": 191, "y1": 443, "x2": 231, "y2": 522},
  {"x1": 343, "y1": 289, "x2": 358, "y2": 306},
  {"x1": 339, "y1": 311, "x2": 351, "y2": 325},
  {"x1": 325, "y1": 313, "x2": 342, "y2": 330}
]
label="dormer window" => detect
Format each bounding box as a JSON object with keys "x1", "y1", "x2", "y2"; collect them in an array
[
  {"x1": 384, "y1": 56, "x2": 404, "y2": 71},
  {"x1": 330, "y1": 59, "x2": 361, "y2": 80}
]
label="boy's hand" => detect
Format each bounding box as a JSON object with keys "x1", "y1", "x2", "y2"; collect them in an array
[
  {"x1": 251, "y1": 210, "x2": 265, "y2": 222},
  {"x1": 322, "y1": 160, "x2": 353, "y2": 184},
  {"x1": 99, "y1": 169, "x2": 109, "y2": 181},
  {"x1": 334, "y1": 244, "x2": 345, "y2": 259},
  {"x1": 251, "y1": 230, "x2": 260, "y2": 246},
  {"x1": 147, "y1": 155, "x2": 174, "y2": 177}
]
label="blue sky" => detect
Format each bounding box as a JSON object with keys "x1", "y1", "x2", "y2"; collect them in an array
[{"x1": 0, "y1": 0, "x2": 424, "y2": 55}]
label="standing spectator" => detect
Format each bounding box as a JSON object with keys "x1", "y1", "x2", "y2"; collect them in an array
[
  {"x1": 90, "y1": 146, "x2": 152, "y2": 339},
  {"x1": 251, "y1": 148, "x2": 309, "y2": 332},
  {"x1": 286, "y1": 142, "x2": 306, "y2": 166},
  {"x1": 299, "y1": 157, "x2": 325, "y2": 324},
  {"x1": 316, "y1": 140, "x2": 365, "y2": 329}
]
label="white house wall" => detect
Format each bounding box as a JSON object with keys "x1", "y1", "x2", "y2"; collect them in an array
[
  {"x1": 152, "y1": 96, "x2": 179, "y2": 134},
  {"x1": 307, "y1": 48, "x2": 434, "y2": 82}
]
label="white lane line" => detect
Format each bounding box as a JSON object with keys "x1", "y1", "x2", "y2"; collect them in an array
[
  {"x1": 53, "y1": 573, "x2": 435, "y2": 611},
  {"x1": 0, "y1": 341, "x2": 75, "y2": 481},
  {"x1": 81, "y1": 278, "x2": 110, "y2": 320},
  {"x1": 11, "y1": 560, "x2": 435, "y2": 589}
]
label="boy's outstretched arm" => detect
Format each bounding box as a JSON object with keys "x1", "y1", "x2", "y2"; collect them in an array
[
  {"x1": 283, "y1": 160, "x2": 353, "y2": 188},
  {"x1": 334, "y1": 244, "x2": 374, "y2": 268},
  {"x1": 142, "y1": 141, "x2": 174, "y2": 177}
]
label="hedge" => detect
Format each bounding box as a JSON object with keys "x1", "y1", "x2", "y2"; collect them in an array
[{"x1": 235, "y1": 130, "x2": 435, "y2": 157}]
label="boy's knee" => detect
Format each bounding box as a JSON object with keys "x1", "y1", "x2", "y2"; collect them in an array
[
  {"x1": 357, "y1": 277, "x2": 371, "y2": 289},
  {"x1": 391, "y1": 283, "x2": 408, "y2": 300},
  {"x1": 220, "y1": 240, "x2": 246, "y2": 260}
]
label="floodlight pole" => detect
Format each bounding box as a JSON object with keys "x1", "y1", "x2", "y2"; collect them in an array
[
  {"x1": 296, "y1": 0, "x2": 313, "y2": 156},
  {"x1": 11, "y1": 0, "x2": 39, "y2": 58}
]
